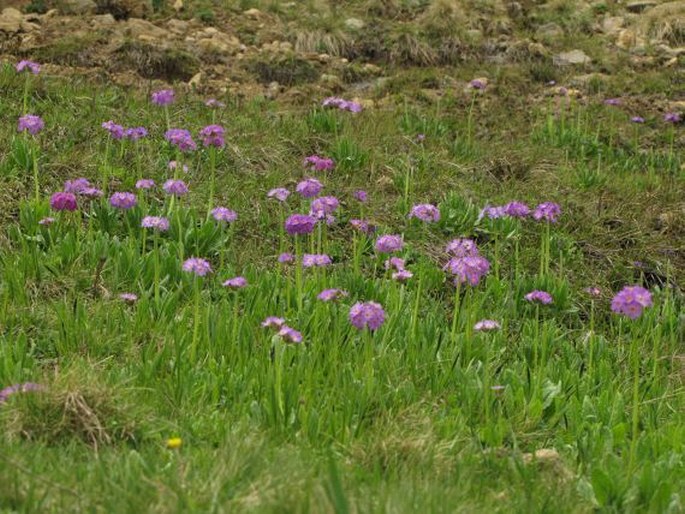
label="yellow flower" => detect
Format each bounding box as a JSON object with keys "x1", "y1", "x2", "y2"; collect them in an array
[{"x1": 166, "y1": 437, "x2": 182, "y2": 449}]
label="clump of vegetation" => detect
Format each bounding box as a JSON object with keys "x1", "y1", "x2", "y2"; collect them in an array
[
  {"x1": 246, "y1": 54, "x2": 320, "y2": 86},
  {"x1": 112, "y1": 42, "x2": 200, "y2": 81}
]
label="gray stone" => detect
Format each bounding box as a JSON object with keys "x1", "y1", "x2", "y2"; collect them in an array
[
  {"x1": 125, "y1": 18, "x2": 167, "y2": 40},
  {"x1": 602, "y1": 16, "x2": 624, "y2": 34},
  {"x1": 553, "y1": 49, "x2": 592, "y2": 65},
  {"x1": 536, "y1": 22, "x2": 564, "y2": 39},
  {"x1": 627, "y1": 1, "x2": 658, "y2": 12},
  {"x1": 0, "y1": 7, "x2": 23, "y2": 33},
  {"x1": 58, "y1": 0, "x2": 97, "y2": 15},
  {"x1": 345, "y1": 17, "x2": 365, "y2": 30}
]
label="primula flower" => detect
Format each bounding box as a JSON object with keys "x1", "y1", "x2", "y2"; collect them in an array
[
  {"x1": 392, "y1": 270, "x2": 413, "y2": 283},
  {"x1": 200, "y1": 124, "x2": 225, "y2": 148},
  {"x1": 353, "y1": 190, "x2": 368, "y2": 202},
  {"x1": 278, "y1": 325, "x2": 303, "y2": 343},
  {"x1": 80, "y1": 188, "x2": 103, "y2": 198},
  {"x1": 468, "y1": 78, "x2": 487, "y2": 90},
  {"x1": 109, "y1": 192, "x2": 137, "y2": 209},
  {"x1": 474, "y1": 319, "x2": 501, "y2": 332},
  {"x1": 310, "y1": 196, "x2": 339, "y2": 219},
  {"x1": 322, "y1": 97, "x2": 363, "y2": 113},
  {"x1": 317, "y1": 288, "x2": 348, "y2": 302},
  {"x1": 350, "y1": 219, "x2": 373, "y2": 234},
  {"x1": 585, "y1": 287, "x2": 601, "y2": 297},
  {"x1": 302, "y1": 254, "x2": 332, "y2": 268},
  {"x1": 278, "y1": 253, "x2": 295, "y2": 264},
  {"x1": 303, "y1": 155, "x2": 335, "y2": 171},
  {"x1": 416, "y1": 133, "x2": 426, "y2": 142},
  {"x1": 101, "y1": 120, "x2": 124, "y2": 139},
  {"x1": 211, "y1": 207, "x2": 237, "y2": 223},
  {"x1": 631, "y1": 116, "x2": 645, "y2": 123},
  {"x1": 349, "y1": 301, "x2": 385, "y2": 331},
  {"x1": 135, "y1": 179, "x2": 155, "y2": 190},
  {"x1": 168, "y1": 161, "x2": 189, "y2": 173},
  {"x1": 374, "y1": 234, "x2": 403, "y2": 253},
  {"x1": 16, "y1": 60, "x2": 40, "y2": 74},
  {"x1": 296, "y1": 178, "x2": 323, "y2": 198},
  {"x1": 182, "y1": 257, "x2": 212, "y2": 276},
  {"x1": 267, "y1": 188, "x2": 290, "y2": 202},
  {"x1": 611, "y1": 285, "x2": 652, "y2": 319},
  {"x1": 119, "y1": 293, "x2": 139, "y2": 304},
  {"x1": 445, "y1": 256, "x2": 490, "y2": 286},
  {"x1": 141, "y1": 216, "x2": 170, "y2": 231},
  {"x1": 285, "y1": 214, "x2": 316, "y2": 235},
  {"x1": 125, "y1": 127, "x2": 148, "y2": 140},
  {"x1": 664, "y1": 112, "x2": 681, "y2": 123},
  {"x1": 38, "y1": 217, "x2": 55, "y2": 226},
  {"x1": 384, "y1": 257, "x2": 405, "y2": 271},
  {"x1": 533, "y1": 202, "x2": 561, "y2": 222},
  {"x1": 18, "y1": 114, "x2": 44, "y2": 135},
  {"x1": 205, "y1": 98, "x2": 225, "y2": 108},
  {"x1": 478, "y1": 205, "x2": 506, "y2": 221},
  {"x1": 262, "y1": 317, "x2": 285, "y2": 329},
  {"x1": 525, "y1": 290, "x2": 553, "y2": 304},
  {"x1": 163, "y1": 179, "x2": 189, "y2": 196},
  {"x1": 64, "y1": 178, "x2": 92, "y2": 194},
  {"x1": 409, "y1": 203, "x2": 440, "y2": 223},
  {"x1": 604, "y1": 98, "x2": 622, "y2": 106},
  {"x1": 0, "y1": 383, "x2": 44, "y2": 404},
  {"x1": 164, "y1": 129, "x2": 196, "y2": 152},
  {"x1": 504, "y1": 201, "x2": 531, "y2": 218},
  {"x1": 50, "y1": 192, "x2": 77, "y2": 211},
  {"x1": 223, "y1": 276, "x2": 248, "y2": 289},
  {"x1": 151, "y1": 89, "x2": 175, "y2": 105},
  {"x1": 446, "y1": 238, "x2": 479, "y2": 258}
]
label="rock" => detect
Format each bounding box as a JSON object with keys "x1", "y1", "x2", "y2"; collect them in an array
[
  {"x1": 243, "y1": 8, "x2": 263, "y2": 19},
  {"x1": 616, "y1": 29, "x2": 646, "y2": 50},
  {"x1": 93, "y1": 14, "x2": 116, "y2": 26},
  {"x1": 173, "y1": 0, "x2": 184, "y2": 12},
  {"x1": 125, "y1": 18, "x2": 167, "y2": 40},
  {"x1": 627, "y1": 1, "x2": 658, "y2": 12},
  {"x1": 188, "y1": 72, "x2": 202, "y2": 87},
  {"x1": 345, "y1": 17, "x2": 365, "y2": 30},
  {"x1": 362, "y1": 63, "x2": 382, "y2": 75},
  {"x1": 266, "y1": 81, "x2": 280, "y2": 98},
  {"x1": 0, "y1": 8, "x2": 24, "y2": 33},
  {"x1": 57, "y1": 0, "x2": 96, "y2": 15},
  {"x1": 553, "y1": 49, "x2": 592, "y2": 66},
  {"x1": 536, "y1": 22, "x2": 564, "y2": 39},
  {"x1": 320, "y1": 73, "x2": 343, "y2": 90},
  {"x1": 101, "y1": 0, "x2": 152, "y2": 18},
  {"x1": 195, "y1": 29, "x2": 241, "y2": 55},
  {"x1": 317, "y1": 53, "x2": 331, "y2": 63},
  {"x1": 602, "y1": 16, "x2": 624, "y2": 34},
  {"x1": 21, "y1": 20, "x2": 40, "y2": 32},
  {"x1": 167, "y1": 18, "x2": 189, "y2": 35}
]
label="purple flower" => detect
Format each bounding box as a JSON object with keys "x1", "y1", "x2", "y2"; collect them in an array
[
  {"x1": 278, "y1": 253, "x2": 295, "y2": 264},
  {"x1": 50, "y1": 192, "x2": 77, "y2": 212},
  {"x1": 38, "y1": 217, "x2": 55, "y2": 226},
  {"x1": 416, "y1": 134, "x2": 426, "y2": 142},
  {"x1": 163, "y1": 179, "x2": 189, "y2": 196},
  {"x1": 392, "y1": 270, "x2": 413, "y2": 283},
  {"x1": 18, "y1": 114, "x2": 44, "y2": 135},
  {"x1": 296, "y1": 178, "x2": 323, "y2": 198},
  {"x1": 109, "y1": 192, "x2": 137, "y2": 210},
  {"x1": 182, "y1": 257, "x2": 212, "y2": 276},
  {"x1": 317, "y1": 288, "x2": 348, "y2": 302},
  {"x1": 446, "y1": 238, "x2": 479, "y2": 258},
  {"x1": 141, "y1": 216, "x2": 170, "y2": 231},
  {"x1": 350, "y1": 219, "x2": 373, "y2": 234},
  {"x1": 302, "y1": 254, "x2": 332, "y2": 268},
  {"x1": 16, "y1": 60, "x2": 40, "y2": 74},
  {"x1": 136, "y1": 179, "x2": 156, "y2": 190},
  {"x1": 200, "y1": 124, "x2": 225, "y2": 148},
  {"x1": 310, "y1": 196, "x2": 340, "y2": 219},
  {"x1": 102, "y1": 120, "x2": 124, "y2": 139},
  {"x1": 165, "y1": 129, "x2": 196, "y2": 152},
  {"x1": 524, "y1": 290, "x2": 553, "y2": 305},
  {"x1": 533, "y1": 202, "x2": 561, "y2": 223},
  {"x1": 445, "y1": 256, "x2": 490, "y2": 286},
  {"x1": 374, "y1": 234, "x2": 403, "y2": 254},
  {"x1": 353, "y1": 190, "x2": 368, "y2": 203},
  {"x1": 80, "y1": 188, "x2": 103, "y2": 198},
  {"x1": 409, "y1": 203, "x2": 440, "y2": 223},
  {"x1": 349, "y1": 301, "x2": 385, "y2": 331},
  {"x1": 604, "y1": 98, "x2": 622, "y2": 106},
  {"x1": 468, "y1": 78, "x2": 487, "y2": 90},
  {"x1": 151, "y1": 89, "x2": 175, "y2": 106},
  {"x1": 384, "y1": 257, "x2": 405, "y2": 271},
  {"x1": 611, "y1": 286, "x2": 652, "y2": 320},
  {"x1": 0, "y1": 383, "x2": 44, "y2": 404},
  {"x1": 303, "y1": 155, "x2": 335, "y2": 171},
  {"x1": 631, "y1": 116, "x2": 645, "y2": 124},
  {"x1": 322, "y1": 97, "x2": 363, "y2": 113},
  {"x1": 585, "y1": 287, "x2": 601, "y2": 297},
  {"x1": 267, "y1": 188, "x2": 290, "y2": 202},
  {"x1": 504, "y1": 201, "x2": 531, "y2": 218},
  {"x1": 119, "y1": 293, "x2": 139, "y2": 304},
  {"x1": 262, "y1": 317, "x2": 286, "y2": 329},
  {"x1": 211, "y1": 207, "x2": 238, "y2": 223},
  {"x1": 478, "y1": 205, "x2": 506, "y2": 221},
  {"x1": 285, "y1": 214, "x2": 316, "y2": 235},
  {"x1": 664, "y1": 112, "x2": 682, "y2": 124},
  {"x1": 223, "y1": 276, "x2": 248, "y2": 289},
  {"x1": 125, "y1": 127, "x2": 148, "y2": 141},
  {"x1": 278, "y1": 325, "x2": 303, "y2": 344},
  {"x1": 168, "y1": 161, "x2": 189, "y2": 173},
  {"x1": 474, "y1": 319, "x2": 501, "y2": 332},
  {"x1": 64, "y1": 178, "x2": 92, "y2": 194},
  {"x1": 205, "y1": 98, "x2": 225, "y2": 108}
]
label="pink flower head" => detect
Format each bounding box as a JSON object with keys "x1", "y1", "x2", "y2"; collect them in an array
[
  {"x1": 504, "y1": 201, "x2": 531, "y2": 218},
  {"x1": 302, "y1": 254, "x2": 332, "y2": 268},
  {"x1": 469, "y1": 79, "x2": 487, "y2": 90},
  {"x1": 135, "y1": 179, "x2": 156, "y2": 190},
  {"x1": 322, "y1": 97, "x2": 362, "y2": 113},
  {"x1": 262, "y1": 317, "x2": 285, "y2": 329},
  {"x1": 50, "y1": 192, "x2": 77, "y2": 212},
  {"x1": 278, "y1": 253, "x2": 295, "y2": 264},
  {"x1": 18, "y1": 114, "x2": 44, "y2": 135},
  {"x1": 267, "y1": 188, "x2": 290, "y2": 202},
  {"x1": 533, "y1": 202, "x2": 561, "y2": 223},
  {"x1": 211, "y1": 207, "x2": 237, "y2": 223},
  {"x1": 317, "y1": 288, "x2": 348, "y2": 302},
  {"x1": 310, "y1": 196, "x2": 339, "y2": 219},
  {"x1": 285, "y1": 214, "x2": 316, "y2": 235},
  {"x1": 631, "y1": 116, "x2": 645, "y2": 123},
  {"x1": 584, "y1": 287, "x2": 601, "y2": 297},
  {"x1": 664, "y1": 112, "x2": 682, "y2": 123},
  {"x1": 141, "y1": 216, "x2": 170, "y2": 231},
  {"x1": 205, "y1": 98, "x2": 225, "y2": 108},
  {"x1": 168, "y1": 161, "x2": 189, "y2": 173},
  {"x1": 151, "y1": 89, "x2": 175, "y2": 106},
  {"x1": 101, "y1": 120, "x2": 124, "y2": 139},
  {"x1": 109, "y1": 192, "x2": 137, "y2": 210},
  {"x1": 374, "y1": 234, "x2": 403, "y2": 254},
  {"x1": 163, "y1": 179, "x2": 189, "y2": 196},
  {"x1": 39, "y1": 217, "x2": 55, "y2": 226},
  {"x1": 446, "y1": 238, "x2": 479, "y2": 258},
  {"x1": 384, "y1": 257, "x2": 405, "y2": 271},
  {"x1": 604, "y1": 98, "x2": 622, "y2": 106},
  {"x1": 164, "y1": 129, "x2": 196, "y2": 152},
  {"x1": 278, "y1": 325, "x2": 303, "y2": 344},
  {"x1": 81, "y1": 188, "x2": 103, "y2": 198},
  {"x1": 200, "y1": 124, "x2": 225, "y2": 148},
  {"x1": 303, "y1": 155, "x2": 335, "y2": 171},
  {"x1": 353, "y1": 190, "x2": 368, "y2": 202},
  {"x1": 296, "y1": 178, "x2": 323, "y2": 198},
  {"x1": 0, "y1": 383, "x2": 44, "y2": 404},
  {"x1": 119, "y1": 293, "x2": 139, "y2": 304},
  {"x1": 409, "y1": 203, "x2": 440, "y2": 223},
  {"x1": 478, "y1": 205, "x2": 507, "y2": 221},
  {"x1": 64, "y1": 178, "x2": 92, "y2": 194},
  {"x1": 445, "y1": 256, "x2": 490, "y2": 286},
  {"x1": 349, "y1": 301, "x2": 385, "y2": 331},
  {"x1": 16, "y1": 60, "x2": 40, "y2": 74},
  {"x1": 182, "y1": 257, "x2": 212, "y2": 276},
  {"x1": 611, "y1": 286, "x2": 652, "y2": 320},
  {"x1": 392, "y1": 270, "x2": 413, "y2": 283},
  {"x1": 350, "y1": 219, "x2": 374, "y2": 235},
  {"x1": 474, "y1": 319, "x2": 501, "y2": 332},
  {"x1": 525, "y1": 290, "x2": 553, "y2": 305},
  {"x1": 125, "y1": 127, "x2": 148, "y2": 141},
  {"x1": 223, "y1": 276, "x2": 248, "y2": 289}
]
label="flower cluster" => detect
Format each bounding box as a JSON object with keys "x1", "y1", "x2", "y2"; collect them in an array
[
  {"x1": 109, "y1": 192, "x2": 137, "y2": 210},
  {"x1": 50, "y1": 192, "x2": 78, "y2": 212},
  {"x1": 349, "y1": 302, "x2": 385, "y2": 331},
  {"x1": 303, "y1": 155, "x2": 335, "y2": 171},
  {"x1": 165, "y1": 129, "x2": 197, "y2": 152},
  {"x1": 0, "y1": 383, "x2": 44, "y2": 404},
  {"x1": 322, "y1": 97, "x2": 363, "y2": 113},
  {"x1": 200, "y1": 124, "x2": 225, "y2": 148},
  {"x1": 302, "y1": 254, "x2": 332, "y2": 268},
  {"x1": 141, "y1": 216, "x2": 170, "y2": 232},
  {"x1": 151, "y1": 89, "x2": 175, "y2": 106},
  {"x1": 18, "y1": 114, "x2": 45, "y2": 135},
  {"x1": 268, "y1": 188, "x2": 290, "y2": 202},
  {"x1": 611, "y1": 286, "x2": 652, "y2": 319},
  {"x1": 375, "y1": 235, "x2": 403, "y2": 254},
  {"x1": 211, "y1": 207, "x2": 237, "y2": 223},
  {"x1": 445, "y1": 255, "x2": 490, "y2": 286},
  {"x1": 16, "y1": 60, "x2": 41, "y2": 74},
  {"x1": 409, "y1": 203, "x2": 440, "y2": 223},
  {"x1": 285, "y1": 214, "x2": 316, "y2": 235},
  {"x1": 296, "y1": 178, "x2": 323, "y2": 198},
  {"x1": 182, "y1": 258, "x2": 212, "y2": 277}
]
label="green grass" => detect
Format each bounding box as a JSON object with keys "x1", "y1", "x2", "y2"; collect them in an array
[{"x1": 0, "y1": 49, "x2": 683, "y2": 514}]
